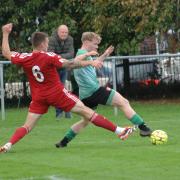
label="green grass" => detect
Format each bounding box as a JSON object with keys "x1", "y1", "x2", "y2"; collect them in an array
[{"x1": 0, "y1": 101, "x2": 180, "y2": 180}]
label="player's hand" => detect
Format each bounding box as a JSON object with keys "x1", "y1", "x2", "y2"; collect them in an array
[
  {"x1": 104, "y1": 45, "x2": 114, "y2": 57},
  {"x1": 2, "y1": 23, "x2": 13, "y2": 34},
  {"x1": 91, "y1": 60, "x2": 103, "y2": 69},
  {"x1": 86, "y1": 51, "x2": 99, "y2": 57}
]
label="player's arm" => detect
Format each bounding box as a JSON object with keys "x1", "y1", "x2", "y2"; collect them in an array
[
  {"x1": 62, "y1": 57, "x2": 103, "y2": 69},
  {"x1": 1, "y1": 23, "x2": 13, "y2": 61},
  {"x1": 62, "y1": 50, "x2": 100, "y2": 69},
  {"x1": 74, "y1": 51, "x2": 99, "y2": 62},
  {"x1": 96, "y1": 45, "x2": 114, "y2": 62}
]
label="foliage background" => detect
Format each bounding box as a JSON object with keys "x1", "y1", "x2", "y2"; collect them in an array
[
  {"x1": 0, "y1": 0, "x2": 179, "y2": 83},
  {"x1": 0, "y1": 0, "x2": 179, "y2": 55}
]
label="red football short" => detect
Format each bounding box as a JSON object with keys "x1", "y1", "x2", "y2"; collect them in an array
[{"x1": 29, "y1": 88, "x2": 79, "y2": 114}]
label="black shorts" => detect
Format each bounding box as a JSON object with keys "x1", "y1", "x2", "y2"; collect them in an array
[{"x1": 81, "y1": 87, "x2": 114, "y2": 109}]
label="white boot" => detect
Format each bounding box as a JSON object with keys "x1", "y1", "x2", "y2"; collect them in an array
[{"x1": 0, "y1": 142, "x2": 12, "y2": 153}]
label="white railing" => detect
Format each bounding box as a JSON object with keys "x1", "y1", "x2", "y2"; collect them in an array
[{"x1": 0, "y1": 61, "x2": 10, "y2": 120}]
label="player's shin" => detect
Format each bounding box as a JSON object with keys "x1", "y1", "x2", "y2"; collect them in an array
[
  {"x1": 55, "y1": 128, "x2": 77, "y2": 148},
  {"x1": 90, "y1": 113, "x2": 116, "y2": 132},
  {"x1": 0, "y1": 126, "x2": 29, "y2": 153},
  {"x1": 90, "y1": 113, "x2": 134, "y2": 140},
  {"x1": 55, "y1": 113, "x2": 119, "y2": 148},
  {"x1": 9, "y1": 126, "x2": 29, "y2": 145},
  {"x1": 130, "y1": 114, "x2": 152, "y2": 136},
  {"x1": 55, "y1": 119, "x2": 88, "y2": 148}
]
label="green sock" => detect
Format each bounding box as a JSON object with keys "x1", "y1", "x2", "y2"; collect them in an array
[
  {"x1": 65, "y1": 129, "x2": 77, "y2": 141},
  {"x1": 130, "y1": 114, "x2": 144, "y2": 125}
]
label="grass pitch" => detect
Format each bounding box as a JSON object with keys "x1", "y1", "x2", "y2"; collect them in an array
[{"x1": 0, "y1": 101, "x2": 180, "y2": 180}]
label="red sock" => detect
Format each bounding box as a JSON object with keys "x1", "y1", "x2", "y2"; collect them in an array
[
  {"x1": 9, "y1": 126, "x2": 29, "y2": 145},
  {"x1": 90, "y1": 113, "x2": 117, "y2": 132}
]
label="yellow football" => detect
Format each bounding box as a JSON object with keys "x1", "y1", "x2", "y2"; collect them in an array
[{"x1": 150, "y1": 130, "x2": 168, "y2": 145}]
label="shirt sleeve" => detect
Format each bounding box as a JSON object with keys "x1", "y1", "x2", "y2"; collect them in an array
[
  {"x1": 50, "y1": 53, "x2": 64, "y2": 68},
  {"x1": 11, "y1": 52, "x2": 23, "y2": 65}
]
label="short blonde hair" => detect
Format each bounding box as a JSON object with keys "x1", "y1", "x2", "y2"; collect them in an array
[{"x1": 81, "y1": 32, "x2": 101, "y2": 43}]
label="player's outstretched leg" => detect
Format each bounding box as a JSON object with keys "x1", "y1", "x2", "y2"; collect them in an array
[
  {"x1": 111, "y1": 92, "x2": 152, "y2": 137},
  {"x1": 56, "y1": 125, "x2": 135, "y2": 148},
  {"x1": 0, "y1": 126, "x2": 29, "y2": 153},
  {"x1": 0, "y1": 113, "x2": 41, "y2": 153},
  {"x1": 55, "y1": 113, "x2": 135, "y2": 148}
]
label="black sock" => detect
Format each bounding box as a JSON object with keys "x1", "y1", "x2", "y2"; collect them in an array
[{"x1": 56, "y1": 137, "x2": 69, "y2": 147}]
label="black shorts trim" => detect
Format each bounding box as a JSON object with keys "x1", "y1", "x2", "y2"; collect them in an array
[{"x1": 82, "y1": 87, "x2": 111, "y2": 108}]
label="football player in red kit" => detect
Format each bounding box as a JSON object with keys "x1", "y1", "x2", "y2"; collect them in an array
[{"x1": 0, "y1": 23, "x2": 134, "y2": 153}]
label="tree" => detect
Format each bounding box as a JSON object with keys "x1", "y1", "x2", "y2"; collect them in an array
[{"x1": 0, "y1": 0, "x2": 179, "y2": 54}]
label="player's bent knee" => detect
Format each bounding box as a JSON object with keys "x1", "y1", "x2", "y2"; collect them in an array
[
  {"x1": 81, "y1": 119, "x2": 90, "y2": 126},
  {"x1": 71, "y1": 100, "x2": 94, "y2": 119},
  {"x1": 71, "y1": 100, "x2": 87, "y2": 113}
]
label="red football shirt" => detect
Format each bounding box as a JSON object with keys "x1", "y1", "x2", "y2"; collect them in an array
[{"x1": 11, "y1": 51, "x2": 64, "y2": 100}]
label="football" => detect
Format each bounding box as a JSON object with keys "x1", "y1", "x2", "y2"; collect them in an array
[{"x1": 150, "y1": 130, "x2": 168, "y2": 145}]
